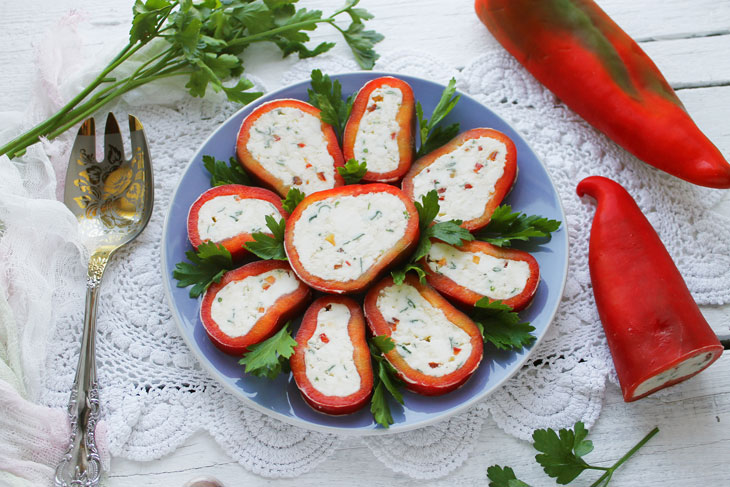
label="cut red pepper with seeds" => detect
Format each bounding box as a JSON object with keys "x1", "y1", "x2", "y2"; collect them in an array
[
  {"x1": 577, "y1": 176, "x2": 724, "y2": 401},
  {"x1": 476, "y1": 0, "x2": 730, "y2": 188},
  {"x1": 236, "y1": 99, "x2": 345, "y2": 197},
  {"x1": 290, "y1": 297, "x2": 374, "y2": 415},
  {"x1": 364, "y1": 275, "x2": 483, "y2": 396},
  {"x1": 187, "y1": 184, "x2": 287, "y2": 260},
  {"x1": 401, "y1": 128, "x2": 517, "y2": 231},
  {"x1": 343, "y1": 76, "x2": 416, "y2": 183},
  {"x1": 200, "y1": 260, "x2": 310, "y2": 355},
  {"x1": 421, "y1": 239, "x2": 540, "y2": 311},
  {"x1": 284, "y1": 183, "x2": 420, "y2": 294}
]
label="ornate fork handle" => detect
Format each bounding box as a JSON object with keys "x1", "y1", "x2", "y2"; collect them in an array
[{"x1": 55, "y1": 251, "x2": 110, "y2": 487}]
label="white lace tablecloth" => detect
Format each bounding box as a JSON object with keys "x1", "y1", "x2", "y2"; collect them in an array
[{"x1": 2, "y1": 29, "x2": 730, "y2": 479}]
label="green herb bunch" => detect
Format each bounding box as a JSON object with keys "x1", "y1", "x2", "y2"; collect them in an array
[{"x1": 0, "y1": 0, "x2": 383, "y2": 159}]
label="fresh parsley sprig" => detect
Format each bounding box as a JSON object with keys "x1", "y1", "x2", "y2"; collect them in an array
[
  {"x1": 487, "y1": 422, "x2": 660, "y2": 487},
  {"x1": 416, "y1": 78, "x2": 461, "y2": 157},
  {"x1": 238, "y1": 323, "x2": 297, "y2": 379},
  {"x1": 308, "y1": 69, "x2": 356, "y2": 140},
  {"x1": 281, "y1": 188, "x2": 306, "y2": 214},
  {"x1": 338, "y1": 158, "x2": 368, "y2": 184},
  {"x1": 0, "y1": 0, "x2": 384, "y2": 159},
  {"x1": 391, "y1": 190, "x2": 474, "y2": 285},
  {"x1": 476, "y1": 205, "x2": 562, "y2": 248},
  {"x1": 203, "y1": 154, "x2": 250, "y2": 186},
  {"x1": 368, "y1": 335, "x2": 404, "y2": 428},
  {"x1": 472, "y1": 298, "x2": 536, "y2": 352},
  {"x1": 245, "y1": 215, "x2": 287, "y2": 260},
  {"x1": 173, "y1": 241, "x2": 233, "y2": 298}
]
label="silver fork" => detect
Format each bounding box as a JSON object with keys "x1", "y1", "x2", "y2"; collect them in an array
[{"x1": 55, "y1": 114, "x2": 154, "y2": 487}]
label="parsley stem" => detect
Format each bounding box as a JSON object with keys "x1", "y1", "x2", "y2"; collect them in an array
[
  {"x1": 587, "y1": 426, "x2": 659, "y2": 487},
  {"x1": 226, "y1": 18, "x2": 334, "y2": 47}
]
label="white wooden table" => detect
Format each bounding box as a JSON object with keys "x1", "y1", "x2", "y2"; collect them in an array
[{"x1": 2, "y1": 1, "x2": 729, "y2": 485}]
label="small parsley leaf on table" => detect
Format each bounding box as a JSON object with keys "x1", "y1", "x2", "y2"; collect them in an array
[
  {"x1": 245, "y1": 215, "x2": 287, "y2": 260},
  {"x1": 238, "y1": 323, "x2": 297, "y2": 379},
  {"x1": 472, "y1": 298, "x2": 536, "y2": 352},
  {"x1": 416, "y1": 78, "x2": 461, "y2": 157},
  {"x1": 368, "y1": 335, "x2": 404, "y2": 428},
  {"x1": 486, "y1": 465, "x2": 532, "y2": 487},
  {"x1": 203, "y1": 154, "x2": 250, "y2": 186},
  {"x1": 173, "y1": 241, "x2": 233, "y2": 298},
  {"x1": 307, "y1": 69, "x2": 356, "y2": 140},
  {"x1": 476, "y1": 205, "x2": 562, "y2": 248},
  {"x1": 281, "y1": 187, "x2": 306, "y2": 214},
  {"x1": 338, "y1": 158, "x2": 368, "y2": 184}
]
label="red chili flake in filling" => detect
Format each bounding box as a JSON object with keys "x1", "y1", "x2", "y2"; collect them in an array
[
  {"x1": 257, "y1": 307, "x2": 265, "y2": 313},
  {"x1": 453, "y1": 347, "x2": 462, "y2": 355},
  {"x1": 334, "y1": 263, "x2": 343, "y2": 269},
  {"x1": 464, "y1": 183, "x2": 473, "y2": 189},
  {"x1": 293, "y1": 176, "x2": 302, "y2": 185},
  {"x1": 428, "y1": 362, "x2": 440, "y2": 368},
  {"x1": 437, "y1": 187, "x2": 447, "y2": 194},
  {"x1": 316, "y1": 172, "x2": 326, "y2": 181},
  {"x1": 372, "y1": 95, "x2": 384, "y2": 102},
  {"x1": 390, "y1": 132, "x2": 396, "y2": 140},
  {"x1": 474, "y1": 163, "x2": 484, "y2": 173},
  {"x1": 478, "y1": 146, "x2": 483, "y2": 151},
  {"x1": 438, "y1": 196, "x2": 445, "y2": 201},
  {"x1": 298, "y1": 142, "x2": 306, "y2": 148},
  {"x1": 305, "y1": 163, "x2": 313, "y2": 169},
  {"x1": 367, "y1": 104, "x2": 377, "y2": 112},
  {"x1": 345, "y1": 261, "x2": 351, "y2": 266},
  {"x1": 488, "y1": 151, "x2": 498, "y2": 161},
  {"x1": 320, "y1": 333, "x2": 329, "y2": 343},
  {"x1": 273, "y1": 135, "x2": 281, "y2": 141}
]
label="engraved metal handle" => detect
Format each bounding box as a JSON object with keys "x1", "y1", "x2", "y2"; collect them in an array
[{"x1": 54, "y1": 251, "x2": 109, "y2": 487}]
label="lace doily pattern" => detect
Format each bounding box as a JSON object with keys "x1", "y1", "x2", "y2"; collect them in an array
[{"x1": 5, "y1": 48, "x2": 726, "y2": 479}]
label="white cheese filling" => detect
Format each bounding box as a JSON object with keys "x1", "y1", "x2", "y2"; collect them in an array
[
  {"x1": 291, "y1": 192, "x2": 410, "y2": 281},
  {"x1": 304, "y1": 303, "x2": 361, "y2": 397},
  {"x1": 633, "y1": 352, "x2": 716, "y2": 397},
  {"x1": 197, "y1": 195, "x2": 282, "y2": 243},
  {"x1": 210, "y1": 269, "x2": 299, "y2": 338},
  {"x1": 353, "y1": 86, "x2": 403, "y2": 173},
  {"x1": 412, "y1": 136, "x2": 507, "y2": 222},
  {"x1": 426, "y1": 242, "x2": 530, "y2": 300},
  {"x1": 246, "y1": 106, "x2": 336, "y2": 195},
  {"x1": 376, "y1": 282, "x2": 472, "y2": 377}
]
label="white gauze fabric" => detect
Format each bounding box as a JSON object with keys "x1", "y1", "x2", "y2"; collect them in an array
[{"x1": 1, "y1": 17, "x2": 729, "y2": 481}]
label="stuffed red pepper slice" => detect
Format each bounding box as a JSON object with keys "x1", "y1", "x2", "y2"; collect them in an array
[
  {"x1": 187, "y1": 184, "x2": 287, "y2": 260},
  {"x1": 402, "y1": 128, "x2": 517, "y2": 231},
  {"x1": 364, "y1": 275, "x2": 483, "y2": 396},
  {"x1": 291, "y1": 297, "x2": 374, "y2": 415},
  {"x1": 236, "y1": 99, "x2": 345, "y2": 197},
  {"x1": 200, "y1": 260, "x2": 310, "y2": 355},
  {"x1": 343, "y1": 76, "x2": 416, "y2": 183},
  {"x1": 284, "y1": 183, "x2": 420, "y2": 294},
  {"x1": 421, "y1": 239, "x2": 539, "y2": 311}
]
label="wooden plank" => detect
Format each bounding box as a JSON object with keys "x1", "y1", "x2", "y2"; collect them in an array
[{"x1": 107, "y1": 353, "x2": 730, "y2": 486}]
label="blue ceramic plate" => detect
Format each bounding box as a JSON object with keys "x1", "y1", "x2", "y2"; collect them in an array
[{"x1": 161, "y1": 72, "x2": 568, "y2": 435}]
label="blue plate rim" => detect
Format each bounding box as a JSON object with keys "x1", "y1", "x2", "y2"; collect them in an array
[{"x1": 160, "y1": 70, "x2": 569, "y2": 436}]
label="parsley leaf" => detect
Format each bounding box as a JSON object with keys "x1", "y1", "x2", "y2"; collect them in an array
[
  {"x1": 368, "y1": 335, "x2": 404, "y2": 428},
  {"x1": 281, "y1": 187, "x2": 306, "y2": 214},
  {"x1": 173, "y1": 241, "x2": 233, "y2": 298},
  {"x1": 472, "y1": 298, "x2": 536, "y2": 351},
  {"x1": 203, "y1": 154, "x2": 250, "y2": 186},
  {"x1": 476, "y1": 205, "x2": 562, "y2": 247},
  {"x1": 340, "y1": 21, "x2": 384, "y2": 70},
  {"x1": 487, "y1": 466, "x2": 531, "y2": 487},
  {"x1": 238, "y1": 323, "x2": 297, "y2": 379},
  {"x1": 244, "y1": 216, "x2": 287, "y2": 260},
  {"x1": 416, "y1": 78, "x2": 461, "y2": 157},
  {"x1": 533, "y1": 421, "x2": 594, "y2": 485},
  {"x1": 338, "y1": 158, "x2": 368, "y2": 184},
  {"x1": 307, "y1": 69, "x2": 356, "y2": 140},
  {"x1": 391, "y1": 190, "x2": 473, "y2": 283}
]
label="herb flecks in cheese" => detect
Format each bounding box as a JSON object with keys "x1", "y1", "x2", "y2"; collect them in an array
[
  {"x1": 211, "y1": 269, "x2": 299, "y2": 338},
  {"x1": 247, "y1": 106, "x2": 336, "y2": 195},
  {"x1": 412, "y1": 136, "x2": 507, "y2": 222},
  {"x1": 353, "y1": 86, "x2": 403, "y2": 173},
  {"x1": 376, "y1": 283, "x2": 472, "y2": 377},
  {"x1": 426, "y1": 242, "x2": 530, "y2": 299},
  {"x1": 292, "y1": 192, "x2": 409, "y2": 281},
  {"x1": 633, "y1": 352, "x2": 715, "y2": 397},
  {"x1": 198, "y1": 195, "x2": 282, "y2": 243},
  {"x1": 304, "y1": 303, "x2": 361, "y2": 397}
]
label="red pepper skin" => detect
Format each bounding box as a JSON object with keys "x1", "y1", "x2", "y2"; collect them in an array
[
  {"x1": 290, "y1": 297, "x2": 374, "y2": 415},
  {"x1": 476, "y1": 0, "x2": 730, "y2": 189},
  {"x1": 343, "y1": 76, "x2": 416, "y2": 183},
  {"x1": 577, "y1": 176, "x2": 723, "y2": 401},
  {"x1": 401, "y1": 128, "x2": 517, "y2": 231},
  {"x1": 200, "y1": 260, "x2": 311, "y2": 355},
  {"x1": 363, "y1": 275, "x2": 484, "y2": 396},
  {"x1": 236, "y1": 99, "x2": 345, "y2": 197},
  {"x1": 284, "y1": 184, "x2": 420, "y2": 294},
  {"x1": 420, "y1": 239, "x2": 539, "y2": 311},
  {"x1": 187, "y1": 184, "x2": 288, "y2": 260}
]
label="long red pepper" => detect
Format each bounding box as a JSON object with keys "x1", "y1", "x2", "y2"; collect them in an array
[
  {"x1": 577, "y1": 176, "x2": 723, "y2": 401},
  {"x1": 475, "y1": 0, "x2": 730, "y2": 188}
]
